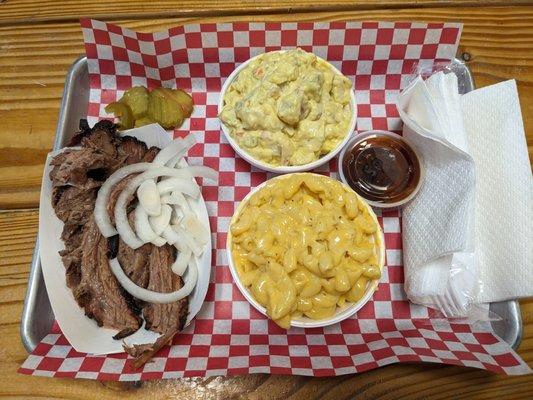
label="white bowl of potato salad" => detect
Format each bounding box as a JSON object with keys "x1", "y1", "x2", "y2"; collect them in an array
[
  {"x1": 227, "y1": 173, "x2": 385, "y2": 329},
  {"x1": 218, "y1": 49, "x2": 357, "y2": 173}
]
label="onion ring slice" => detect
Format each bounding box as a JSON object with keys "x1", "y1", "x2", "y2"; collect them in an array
[
  {"x1": 113, "y1": 165, "x2": 217, "y2": 249},
  {"x1": 153, "y1": 135, "x2": 196, "y2": 166},
  {"x1": 157, "y1": 178, "x2": 200, "y2": 198},
  {"x1": 110, "y1": 257, "x2": 197, "y2": 303},
  {"x1": 172, "y1": 246, "x2": 192, "y2": 276},
  {"x1": 94, "y1": 163, "x2": 152, "y2": 237}
]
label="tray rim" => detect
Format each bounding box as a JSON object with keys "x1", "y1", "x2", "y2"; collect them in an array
[
  {"x1": 20, "y1": 55, "x2": 523, "y2": 353},
  {"x1": 20, "y1": 55, "x2": 88, "y2": 353}
]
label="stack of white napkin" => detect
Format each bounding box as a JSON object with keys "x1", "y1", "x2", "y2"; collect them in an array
[{"x1": 397, "y1": 73, "x2": 532, "y2": 317}]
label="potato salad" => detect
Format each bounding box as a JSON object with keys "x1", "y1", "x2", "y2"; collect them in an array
[{"x1": 219, "y1": 49, "x2": 353, "y2": 166}]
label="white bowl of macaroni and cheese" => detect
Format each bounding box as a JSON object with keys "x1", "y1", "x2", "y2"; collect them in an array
[
  {"x1": 227, "y1": 173, "x2": 385, "y2": 329},
  {"x1": 218, "y1": 49, "x2": 357, "y2": 173}
]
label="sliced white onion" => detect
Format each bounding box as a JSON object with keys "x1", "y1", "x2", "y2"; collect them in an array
[
  {"x1": 134, "y1": 205, "x2": 157, "y2": 243},
  {"x1": 154, "y1": 135, "x2": 197, "y2": 166},
  {"x1": 169, "y1": 134, "x2": 196, "y2": 167},
  {"x1": 170, "y1": 205, "x2": 184, "y2": 225},
  {"x1": 160, "y1": 194, "x2": 170, "y2": 204},
  {"x1": 114, "y1": 166, "x2": 217, "y2": 249},
  {"x1": 137, "y1": 179, "x2": 161, "y2": 217},
  {"x1": 139, "y1": 135, "x2": 197, "y2": 220},
  {"x1": 134, "y1": 204, "x2": 166, "y2": 246},
  {"x1": 172, "y1": 192, "x2": 194, "y2": 218},
  {"x1": 185, "y1": 166, "x2": 218, "y2": 182},
  {"x1": 172, "y1": 247, "x2": 192, "y2": 276},
  {"x1": 161, "y1": 223, "x2": 204, "y2": 256},
  {"x1": 110, "y1": 257, "x2": 198, "y2": 303},
  {"x1": 166, "y1": 156, "x2": 184, "y2": 170},
  {"x1": 157, "y1": 178, "x2": 200, "y2": 198},
  {"x1": 166, "y1": 191, "x2": 187, "y2": 205},
  {"x1": 162, "y1": 225, "x2": 179, "y2": 245},
  {"x1": 171, "y1": 231, "x2": 186, "y2": 252},
  {"x1": 173, "y1": 225, "x2": 203, "y2": 257},
  {"x1": 182, "y1": 214, "x2": 210, "y2": 246},
  {"x1": 94, "y1": 163, "x2": 153, "y2": 237},
  {"x1": 151, "y1": 237, "x2": 167, "y2": 247},
  {"x1": 149, "y1": 204, "x2": 172, "y2": 235}
]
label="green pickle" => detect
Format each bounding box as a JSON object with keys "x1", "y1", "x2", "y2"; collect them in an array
[
  {"x1": 106, "y1": 86, "x2": 194, "y2": 130},
  {"x1": 148, "y1": 90, "x2": 184, "y2": 129},
  {"x1": 160, "y1": 88, "x2": 194, "y2": 117},
  {"x1": 104, "y1": 102, "x2": 134, "y2": 130},
  {"x1": 120, "y1": 86, "x2": 149, "y2": 119},
  {"x1": 134, "y1": 117, "x2": 155, "y2": 127}
]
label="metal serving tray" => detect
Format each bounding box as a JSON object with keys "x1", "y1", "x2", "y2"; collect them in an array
[{"x1": 20, "y1": 56, "x2": 523, "y2": 353}]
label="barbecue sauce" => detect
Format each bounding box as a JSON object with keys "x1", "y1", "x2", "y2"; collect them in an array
[{"x1": 341, "y1": 134, "x2": 421, "y2": 205}]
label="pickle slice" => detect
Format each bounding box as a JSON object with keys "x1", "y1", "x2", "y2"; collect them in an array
[
  {"x1": 106, "y1": 86, "x2": 193, "y2": 130},
  {"x1": 104, "y1": 102, "x2": 134, "y2": 130},
  {"x1": 120, "y1": 86, "x2": 149, "y2": 119},
  {"x1": 134, "y1": 117, "x2": 155, "y2": 127},
  {"x1": 169, "y1": 89, "x2": 194, "y2": 117},
  {"x1": 147, "y1": 90, "x2": 184, "y2": 129},
  {"x1": 151, "y1": 87, "x2": 194, "y2": 118}
]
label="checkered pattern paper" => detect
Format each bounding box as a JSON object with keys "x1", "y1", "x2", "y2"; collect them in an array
[{"x1": 20, "y1": 19, "x2": 531, "y2": 380}]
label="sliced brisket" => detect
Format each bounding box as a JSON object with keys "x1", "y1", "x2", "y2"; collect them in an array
[
  {"x1": 125, "y1": 331, "x2": 176, "y2": 368},
  {"x1": 117, "y1": 239, "x2": 151, "y2": 290},
  {"x1": 60, "y1": 247, "x2": 83, "y2": 289},
  {"x1": 142, "y1": 146, "x2": 160, "y2": 163},
  {"x1": 125, "y1": 245, "x2": 189, "y2": 367},
  {"x1": 118, "y1": 136, "x2": 149, "y2": 165},
  {"x1": 50, "y1": 120, "x2": 190, "y2": 358},
  {"x1": 80, "y1": 127, "x2": 120, "y2": 158},
  {"x1": 50, "y1": 147, "x2": 120, "y2": 190},
  {"x1": 69, "y1": 119, "x2": 118, "y2": 149},
  {"x1": 52, "y1": 186, "x2": 98, "y2": 224},
  {"x1": 73, "y1": 218, "x2": 142, "y2": 339},
  {"x1": 143, "y1": 245, "x2": 188, "y2": 334},
  {"x1": 60, "y1": 222, "x2": 85, "y2": 250}
]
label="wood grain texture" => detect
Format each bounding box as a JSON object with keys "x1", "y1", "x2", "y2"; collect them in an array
[
  {"x1": 0, "y1": 209, "x2": 532, "y2": 398},
  {"x1": 0, "y1": 0, "x2": 531, "y2": 25},
  {"x1": 1, "y1": 6, "x2": 533, "y2": 208}
]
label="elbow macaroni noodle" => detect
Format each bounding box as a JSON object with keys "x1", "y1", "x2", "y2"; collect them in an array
[{"x1": 229, "y1": 173, "x2": 383, "y2": 328}]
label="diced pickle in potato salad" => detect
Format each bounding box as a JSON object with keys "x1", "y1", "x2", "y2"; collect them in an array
[
  {"x1": 229, "y1": 174, "x2": 382, "y2": 328},
  {"x1": 219, "y1": 49, "x2": 354, "y2": 167}
]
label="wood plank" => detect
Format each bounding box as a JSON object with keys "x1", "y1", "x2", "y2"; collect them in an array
[
  {"x1": 0, "y1": 0, "x2": 531, "y2": 25},
  {"x1": 0, "y1": 210, "x2": 531, "y2": 398},
  {"x1": 0, "y1": 6, "x2": 533, "y2": 209}
]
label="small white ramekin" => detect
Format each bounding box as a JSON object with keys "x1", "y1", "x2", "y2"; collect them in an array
[
  {"x1": 338, "y1": 130, "x2": 425, "y2": 209},
  {"x1": 226, "y1": 173, "x2": 385, "y2": 329},
  {"x1": 218, "y1": 51, "x2": 357, "y2": 174}
]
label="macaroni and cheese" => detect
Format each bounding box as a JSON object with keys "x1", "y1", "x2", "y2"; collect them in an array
[
  {"x1": 219, "y1": 49, "x2": 354, "y2": 167},
  {"x1": 229, "y1": 174, "x2": 382, "y2": 328}
]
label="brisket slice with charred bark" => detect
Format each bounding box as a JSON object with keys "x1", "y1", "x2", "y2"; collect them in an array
[
  {"x1": 50, "y1": 147, "x2": 121, "y2": 190},
  {"x1": 124, "y1": 244, "x2": 189, "y2": 367},
  {"x1": 73, "y1": 218, "x2": 142, "y2": 339},
  {"x1": 52, "y1": 186, "x2": 99, "y2": 224},
  {"x1": 49, "y1": 120, "x2": 160, "y2": 338},
  {"x1": 50, "y1": 119, "x2": 190, "y2": 361},
  {"x1": 117, "y1": 238, "x2": 151, "y2": 294},
  {"x1": 69, "y1": 119, "x2": 119, "y2": 150},
  {"x1": 69, "y1": 119, "x2": 159, "y2": 165}
]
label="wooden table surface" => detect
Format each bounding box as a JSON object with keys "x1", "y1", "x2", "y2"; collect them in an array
[{"x1": 0, "y1": 0, "x2": 532, "y2": 398}]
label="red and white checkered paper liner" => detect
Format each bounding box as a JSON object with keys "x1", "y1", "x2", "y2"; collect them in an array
[{"x1": 20, "y1": 19, "x2": 531, "y2": 380}]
